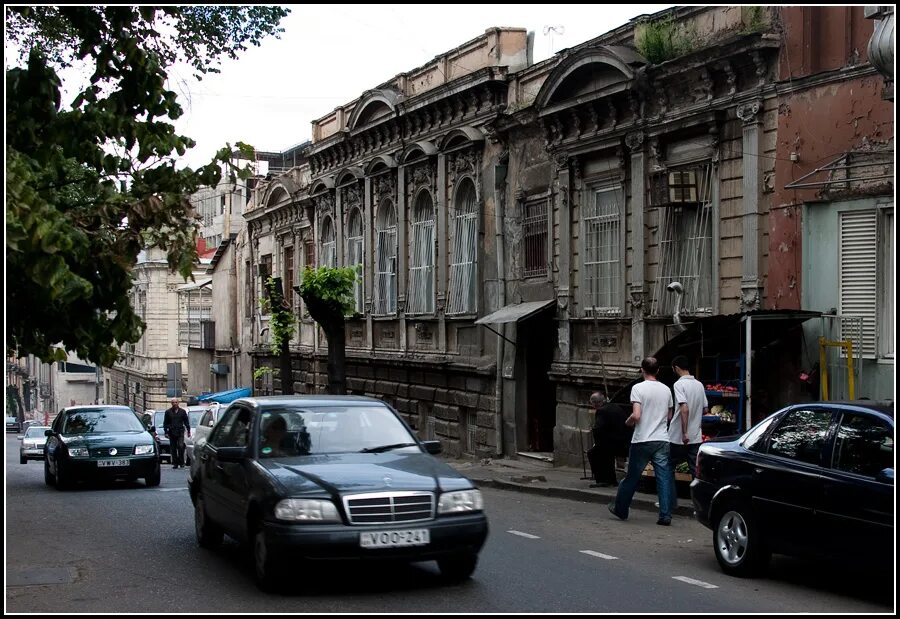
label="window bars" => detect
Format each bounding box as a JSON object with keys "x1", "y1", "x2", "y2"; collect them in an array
[
  {"x1": 583, "y1": 185, "x2": 623, "y2": 314},
  {"x1": 524, "y1": 198, "x2": 549, "y2": 278},
  {"x1": 407, "y1": 192, "x2": 435, "y2": 315},
  {"x1": 651, "y1": 162, "x2": 714, "y2": 316},
  {"x1": 348, "y1": 208, "x2": 364, "y2": 314},
  {"x1": 374, "y1": 201, "x2": 398, "y2": 315},
  {"x1": 447, "y1": 181, "x2": 478, "y2": 314},
  {"x1": 320, "y1": 217, "x2": 336, "y2": 268}
]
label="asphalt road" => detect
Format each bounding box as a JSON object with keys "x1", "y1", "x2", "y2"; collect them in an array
[{"x1": 4, "y1": 434, "x2": 894, "y2": 613}]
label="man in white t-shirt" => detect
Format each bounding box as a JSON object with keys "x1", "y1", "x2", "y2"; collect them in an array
[
  {"x1": 607, "y1": 356, "x2": 675, "y2": 526},
  {"x1": 669, "y1": 355, "x2": 709, "y2": 480}
]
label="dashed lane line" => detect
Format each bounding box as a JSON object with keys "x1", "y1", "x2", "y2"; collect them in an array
[
  {"x1": 507, "y1": 530, "x2": 540, "y2": 539},
  {"x1": 580, "y1": 550, "x2": 619, "y2": 560},
  {"x1": 672, "y1": 576, "x2": 719, "y2": 589}
]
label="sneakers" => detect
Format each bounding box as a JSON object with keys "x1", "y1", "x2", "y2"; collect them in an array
[
  {"x1": 590, "y1": 481, "x2": 618, "y2": 488},
  {"x1": 656, "y1": 518, "x2": 671, "y2": 526},
  {"x1": 607, "y1": 503, "x2": 627, "y2": 521}
]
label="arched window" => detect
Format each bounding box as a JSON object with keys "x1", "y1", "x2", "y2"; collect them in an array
[
  {"x1": 347, "y1": 207, "x2": 364, "y2": 314},
  {"x1": 407, "y1": 191, "x2": 435, "y2": 314},
  {"x1": 446, "y1": 178, "x2": 478, "y2": 314},
  {"x1": 320, "y1": 216, "x2": 336, "y2": 267},
  {"x1": 374, "y1": 200, "x2": 397, "y2": 315}
]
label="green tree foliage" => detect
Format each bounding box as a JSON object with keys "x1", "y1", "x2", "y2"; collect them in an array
[
  {"x1": 5, "y1": 6, "x2": 289, "y2": 367},
  {"x1": 634, "y1": 16, "x2": 695, "y2": 65},
  {"x1": 262, "y1": 276, "x2": 296, "y2": 395},
  {"x1": 296, "y1": 266, "x2": 358, "y2": 395}
]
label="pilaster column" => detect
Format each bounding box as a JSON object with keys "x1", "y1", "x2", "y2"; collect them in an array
[
  {"x1": 625, "y1": 131, "x2": 647, "y2": 363},
  {"x1": 738, "y1": 101, "x2": 763, "y2": 311}
]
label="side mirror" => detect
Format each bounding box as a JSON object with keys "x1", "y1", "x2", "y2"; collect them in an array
[
  {"x1": 423, "y1": 440, "x2": 442, "y2": 455},
  {"x1": 216, "y1": 446, "x2": 247, "y2": 462},
  {"x1": 44, "y1": 429, "x2": 53, "y2": 437},
  {"x1": 875, "y1": 468, "x2": 894, "y2": 485}
]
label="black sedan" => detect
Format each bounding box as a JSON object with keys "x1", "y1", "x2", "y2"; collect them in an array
[
  {"x1": 691, "y1": 400, "x2": 894, "y2": 577},
  {"x1": 44, "y1": 405, "x2": 162, "y2": 489},
  {"x1": 188, "y1": 395, "x2": 489, "y2": 591}
]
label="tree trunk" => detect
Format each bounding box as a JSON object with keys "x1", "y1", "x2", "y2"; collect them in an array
[
  {"x1": 324, "y1": 319, "x2": 346, "y2": 395},
  {"x1": 279, "y1": 340, "x2": 294, "y2": 395}
]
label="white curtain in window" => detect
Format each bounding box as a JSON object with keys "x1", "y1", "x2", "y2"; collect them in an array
[
  {"x1": 374, "y1": 201, "x2": 397, "y2": 315},
  {"x1": 583, "y1": 185, "x2": 623, "y2": 313},
  {"x1": 320, "y1": 216, "x2": 336, "y2": 268},
  {"x1": 348, "y1": 208, "x2": 364, "y2": 314}
]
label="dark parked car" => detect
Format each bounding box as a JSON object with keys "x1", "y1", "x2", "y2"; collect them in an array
[
  {"x1": 691, "y1": 400, "x2": 894, "y2": 577},
  {"x1": 44, "y1": 405, "x2": 161, "y2": 489},
  {"x1": 188, "y1": 396, "x2": 489, "y2": 591}
]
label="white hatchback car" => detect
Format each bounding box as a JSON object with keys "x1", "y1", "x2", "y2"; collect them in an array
[{"x1": 185, "y1": 403, "x2": 223, "y2": 464}]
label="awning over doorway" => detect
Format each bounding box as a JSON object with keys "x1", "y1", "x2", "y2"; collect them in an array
[{"x1": 475, "y1": 299, "x2": 556, "y2": 325}]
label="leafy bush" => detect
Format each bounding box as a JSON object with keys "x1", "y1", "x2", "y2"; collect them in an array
[{"x1": 635, "y1": 17, "x2": 695, "y2": 64}]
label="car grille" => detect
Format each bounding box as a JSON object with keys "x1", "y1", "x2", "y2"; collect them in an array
[
  {"x1": 343, "y1": 492, "x2": 434, "y2": 525},
  {"x1": 90, "y1": 446, "x2": 134, "y2": 457}
]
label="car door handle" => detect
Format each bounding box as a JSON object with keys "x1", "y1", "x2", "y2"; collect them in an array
[
  {"x1": 754, "y1": 467, "x2": 763, "y2": 474},
  {"x1": 200, "y1": 453, "x2": 209, "y2": 462}
]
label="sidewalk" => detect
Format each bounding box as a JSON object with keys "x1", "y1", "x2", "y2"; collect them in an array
[{"x1": 444, "y1": 455, "x2": 696, "y2": 518}]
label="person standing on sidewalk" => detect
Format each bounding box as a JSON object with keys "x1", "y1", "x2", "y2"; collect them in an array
[
  {"x1": 587, "y1": 392, "x2": 632, "y2": 487},
  {"x1": 608, "y1": 357, "x2": 675, "y2": 526},
  {"x1": 669, "y1": 355, "x2": 708, "y2": 481},
  {"x1": 163, "y1": 398, "x2": 191, "y2": 469}
]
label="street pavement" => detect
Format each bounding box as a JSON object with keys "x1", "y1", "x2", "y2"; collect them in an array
[{"x1": 444, "y1": 455, "x2": 696, "y2": 518}]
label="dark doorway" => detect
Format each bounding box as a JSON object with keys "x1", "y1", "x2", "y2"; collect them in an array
[{"x1": 523, "y1": 313, "x2": 556, "y2": 452}]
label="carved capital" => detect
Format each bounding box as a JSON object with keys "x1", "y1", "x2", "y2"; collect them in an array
[
  {"x1": 554, "y1": 152, "x2": 569, "y2": 172},
  {"x1": 736, "y1": 101, "x2": 762, "y2": 124},
  {"x1": 625, "y1": 131, "x2": 645, "y2": 151}
]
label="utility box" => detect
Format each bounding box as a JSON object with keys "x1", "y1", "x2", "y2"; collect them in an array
[{"x1": 210, "y1": 363, "x2": 230, "y2": 375}]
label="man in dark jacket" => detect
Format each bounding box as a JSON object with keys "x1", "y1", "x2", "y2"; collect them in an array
[
  {"x1": 163, "y1": 398, "x2": 191, "y2": 469},
  {"x1": 586, "y1": 392, "x2": 633, "y2": 487}
]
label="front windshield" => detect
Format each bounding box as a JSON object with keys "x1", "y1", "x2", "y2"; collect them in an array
[
  {"x1": 63, "y1": 409, "x2": 145, "y2": 434},
  {"x1": 24, "y1": 426, "x2": 48, "y2": 438},
  {"x1": 258, "y1": 406, "x2": 415, "y2": 458}
]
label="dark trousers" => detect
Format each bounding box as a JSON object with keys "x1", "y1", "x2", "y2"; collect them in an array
[
  {"x1": 587, "y1": 440, "x2": 618, "y2": 484},
  {"x1": 170, "y1": 433, "x2": 186, "y2": 465}
]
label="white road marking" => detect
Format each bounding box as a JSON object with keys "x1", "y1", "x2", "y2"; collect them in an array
[
  {"x1": 159, "y1": 487, "x2": 189, "y2": 492},
  {"x1": 580, "y1": 550, "x2": 618, "y2": 560},
  {"x1": 507, "y1": 530, "x2": 540, "y2": 539},
  {"x1": 672, "y1": 576, "x2": 718, "y2": 589}
]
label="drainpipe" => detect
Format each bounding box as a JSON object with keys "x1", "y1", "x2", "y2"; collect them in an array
[{"x1": 493, "y1": 156, "x2": 509, "y2": 457}]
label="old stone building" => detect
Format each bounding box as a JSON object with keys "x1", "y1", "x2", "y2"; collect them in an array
[{"x1": 229, "y1": 6, "x2": 892, "y2": 465}]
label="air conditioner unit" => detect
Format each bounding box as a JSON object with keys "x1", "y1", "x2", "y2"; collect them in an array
[{"x1": 210, "y1": 363, "x2": 230, "y2": 375}]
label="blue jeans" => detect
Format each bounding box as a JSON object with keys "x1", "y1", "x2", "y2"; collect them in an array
[{"x1": 613, "y1": 441, "x2": 674, "y2": 521}]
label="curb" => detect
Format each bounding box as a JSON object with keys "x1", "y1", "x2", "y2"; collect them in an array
[{"x1": 470, "y1": 477, "x2": 696, "y2": 518}]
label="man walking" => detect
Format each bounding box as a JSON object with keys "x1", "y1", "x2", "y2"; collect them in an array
[
  {"x1": 608, "y1": 357, "x2": 675, "y2": 526},
  {"x1": 163, "y1": 398, "x2": 191, "y2": 469},
  {"x1": 586, "y1": 392, "x2": 632, "y2": 487},
  {"x1": 669, "y1": 355, "x2": 708, "y2": 491}
]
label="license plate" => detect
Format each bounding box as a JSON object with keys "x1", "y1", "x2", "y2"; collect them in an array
[
  {"x1": 360, "y1": 529, "x2": 430, "y2": 548},
  {"x1": 97, "y1": 459, "x2": 130, "y2": 467}
]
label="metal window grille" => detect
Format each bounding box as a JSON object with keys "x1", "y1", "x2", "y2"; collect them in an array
[
  {"x1": 259, "y1": 254, "x2": 272, "y2": 314},
  {"x1": 348, "y1": 208, "x2": 364, "y2": 314},
  {"x1": 320, "y1": 217, "x2": 336, "y2": 267},
  {"x1": 447, "y1": 181, "x2": 478, "y2": 314},
  {"x1": 651, "y1": 162, "x2": 714, "y2": 316},
  {"x1": 374, "y1": 201, "x2": 398, "y2": 315},
  {"x1": 426, "y1": 416, "x2": 436, "y2": 440},
  {"x1": 583, "y1": 185, "x2": 623, "y2": 314},
  {"x1": 245, "y1": 260, "x2": 253, "y2": 318},
  {"x1": 880, "y1": 208, "x2": 893, "y2": 357},
  {"x1": 839, "y1": 209, "x2": 878, "y2": 358},
  {"x1": 407, "y1": 192, "x2": 435, "y2": 315},
  {"x1": 524, "y1": 198, "x2": 549, "y2": 278},
  {"x1": 283, "y1": 246, "x2": 294, "y2": 307},
  {"x1": 464, "y1": 410, "x2": 477, "y2": 454}
]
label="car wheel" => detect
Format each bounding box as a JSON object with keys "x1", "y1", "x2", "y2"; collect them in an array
[
  {"x1": 194, "y1": 492, "x2": 224, "y2": 548},
  {"x1": 253, "y1": 524, "x2": 283, "y2": 592},
  {"x1": 20, "y1": 453, "x2": 27, "y2": 465},
  {"x1": 44, "y1": 460, "x2": 54, "y2": 486},
  {"x1": 713, "y1": 502, "x2": 769, "y2": 577},
  {"x1": 437, "y1": 551, "x2": 478, "y2": 583},
  {"x1": 145, "y1": 463, "x2": 161, "y2": 487}
]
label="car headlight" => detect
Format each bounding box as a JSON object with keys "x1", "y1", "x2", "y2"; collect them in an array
[
  {"x1": 438, "y1": 489, "x2": 484, "y2": 514},
  {"x1": 274, "y1": 499, "x2": 340, "y2": 523},
  {"x1": 134, "y1": 444, "x2": 155, "y2": 455},
  {"x1": 68, "y1": 447, "x2": 89, "y2": 457}
]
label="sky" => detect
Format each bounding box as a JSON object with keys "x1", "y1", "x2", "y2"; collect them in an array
[{"x1": 167, "y1": 4, "x2": 674, "y2": 169}]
